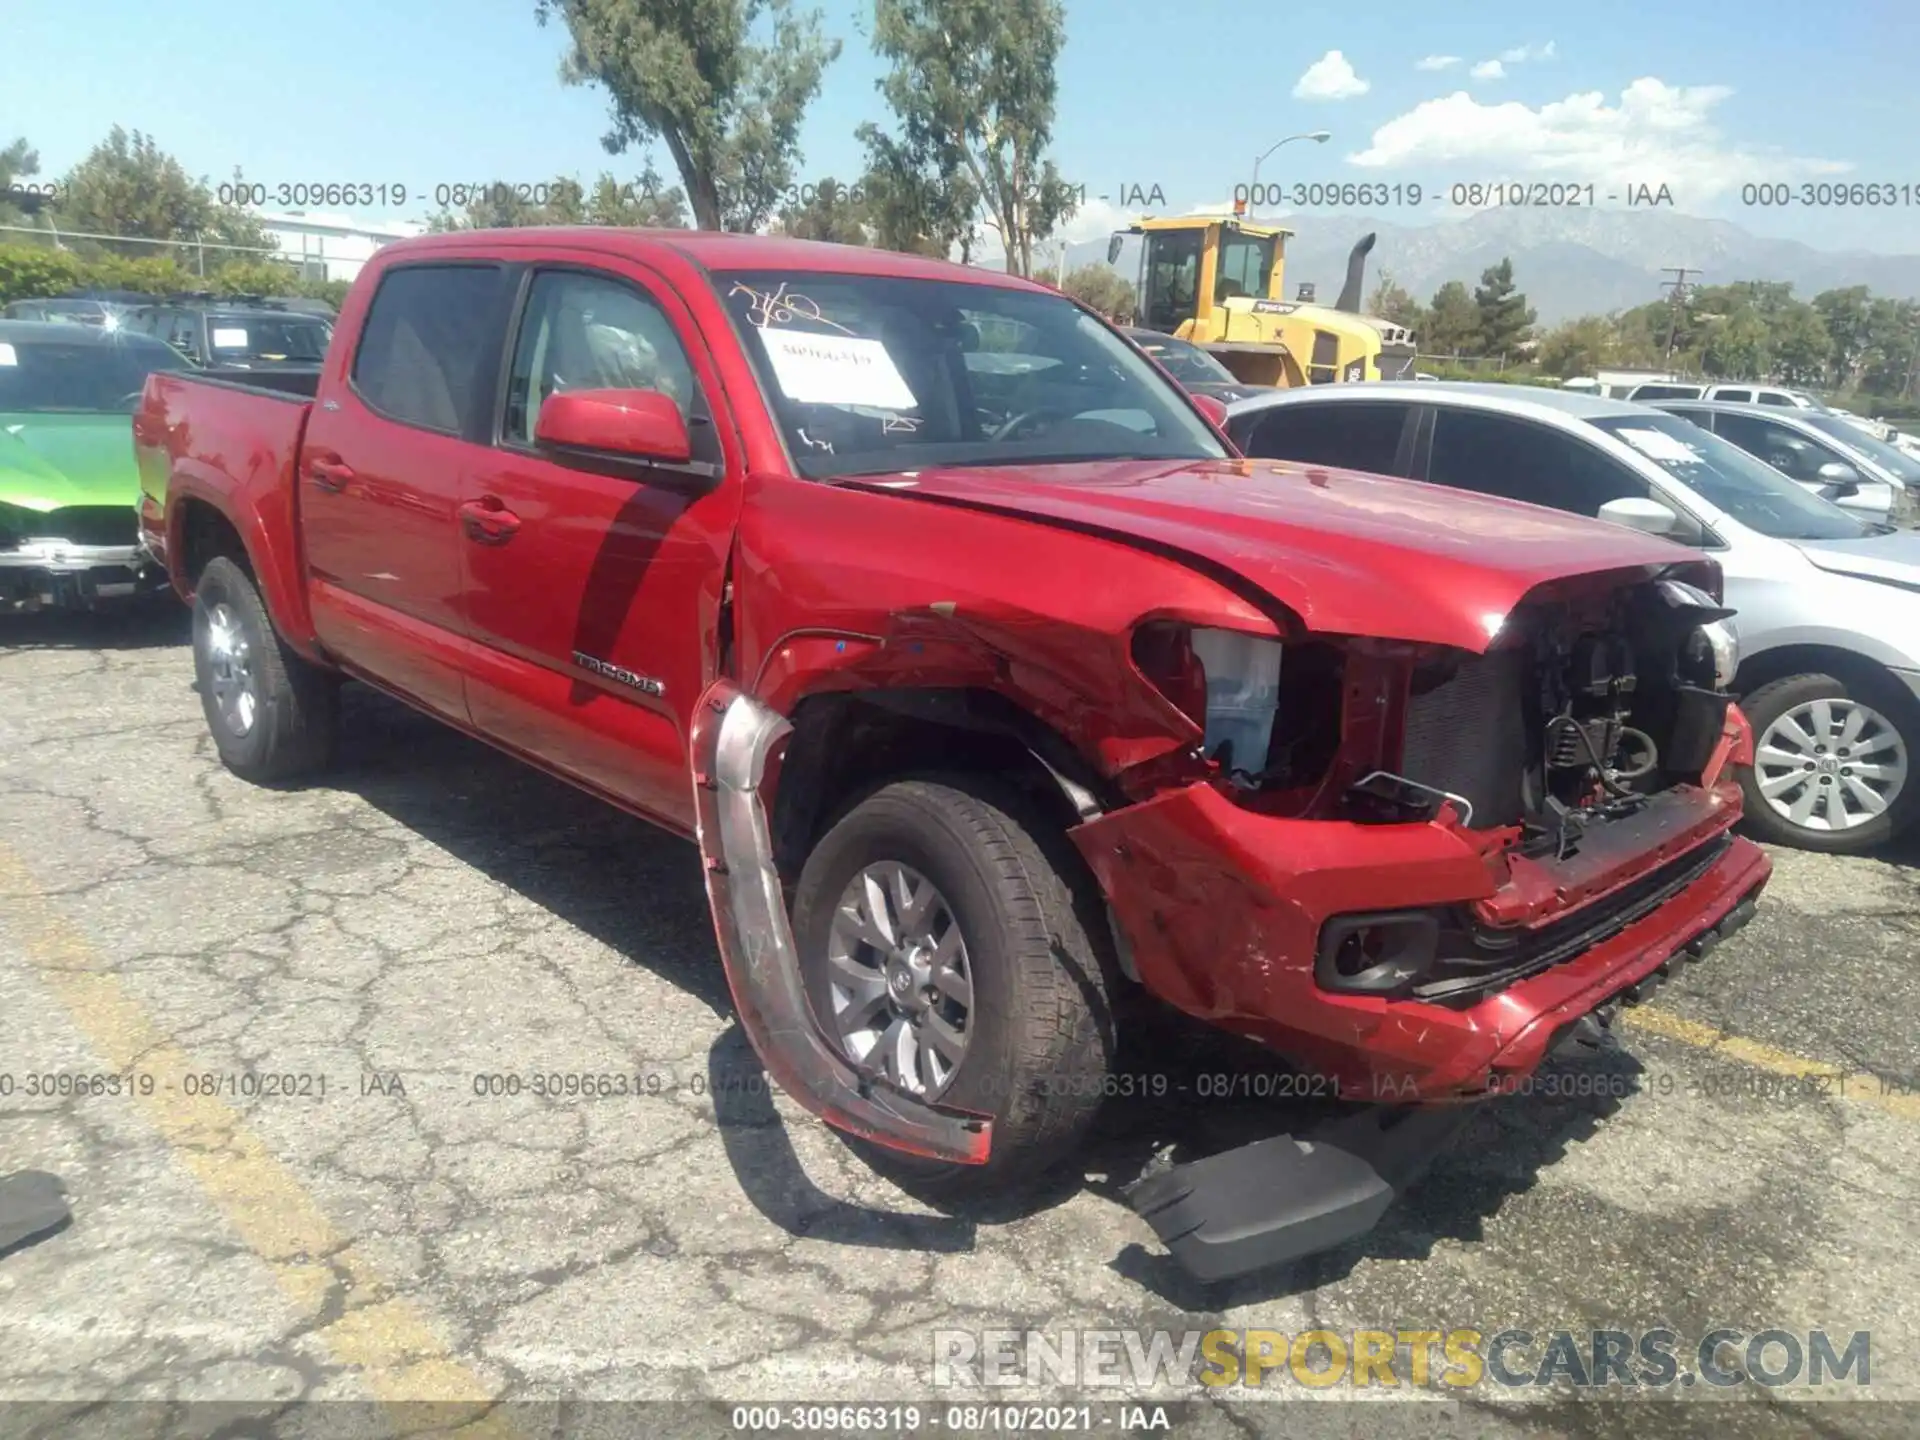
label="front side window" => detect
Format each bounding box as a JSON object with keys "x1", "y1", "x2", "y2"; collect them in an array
[
  {"x1": 1140, "y1": 230, "x2": 1205, "y2": 333},
  {"x1": 1591, "y1": 414, "x2": 1870, "y2": 541},
  {"x1": 1426, "y1": 410, "x2": 1649, "y2": 516},
  {"x1": 503, "y1": 269, "x2": 703, "y2": 446},
  {"x1": 1802, "y1": 414, "x2": 1920, "y2": 484},
  {"x1": 717, "y1": 270, "x2": 1227, "y2": 480},
  {"x1": 352, "y1": 265, "x2": 509, "y2": 434},
  {"x1": 1710, "y1": 413, "x2": 1837, "y2": 484}
]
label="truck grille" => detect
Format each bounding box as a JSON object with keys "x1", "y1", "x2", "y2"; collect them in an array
[{"x1": 1400, "y1": 651, "x2": 1528, "y2": 828}]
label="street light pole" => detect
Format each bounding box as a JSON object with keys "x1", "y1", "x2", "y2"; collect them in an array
[{"x1": 1250, "y1": 130, "x2": 1332, "y2": 206}]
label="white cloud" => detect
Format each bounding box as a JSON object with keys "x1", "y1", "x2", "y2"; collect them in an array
[
  {"x1": 1470, "y1": 59, "x2": 1507, "y2": 80},
  {"x1": 1053, "y1": 195, "x2": 1138, "y2": 245},
  {"x1": 1416, "y1": 55, "x2": 1462, "y2": 71},
  {"x1": 1499, "y1": 41, "x2": 1556, "y2": 64},
  {"x1": 1294, "y1": 50, "x2": 1371, "y2": 101},
  {"x1": 1349, "y1": 77, "x2": 1851, "y2": 199}
]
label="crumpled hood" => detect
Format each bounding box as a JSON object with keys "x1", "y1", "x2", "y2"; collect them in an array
[
  {"x1": 846, "y1": 456, "x2": 1704, "y2": 651},
  {"x1": 0, "y1": 412, "x2": 139, "y2": 511},
  {"x1": 1795, "y1": 528, "x2": 1920, "y2": 588}
]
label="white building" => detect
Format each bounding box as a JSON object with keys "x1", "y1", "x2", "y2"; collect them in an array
[{"x1": 255, "y1": 212, "x2": 424, "y2": 283}]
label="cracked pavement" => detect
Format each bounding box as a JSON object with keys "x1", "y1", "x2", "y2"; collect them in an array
[{"x1": 1, "y1": 604, "x2": 1917, "y2": 1439}]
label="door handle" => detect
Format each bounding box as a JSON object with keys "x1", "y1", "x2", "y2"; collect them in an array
[
  {"x1": 308, "y1": 458, "x2": 354, "y2": 492},
  {"x1": 459, "y1": 496, "x2": 521, "y2": 545}
]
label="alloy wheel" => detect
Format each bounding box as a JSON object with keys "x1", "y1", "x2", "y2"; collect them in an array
[
  {"x1": 824, "y1": 861, "x2": 973, "y2": 1098},
  {"x1": 202, "y1": 602, "x2": 259, "y2": 737},
  {"x1": 1754, "y1": 697, "x2": 1908, "y2": 832}
]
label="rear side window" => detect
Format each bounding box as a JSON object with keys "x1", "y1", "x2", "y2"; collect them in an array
[
  {"x1": 1238, "y1": 402, "x2": 1410, "y2": 475},
  {"x1": 1426, "y1": 409, "x2": 1649, "y2": 516},
  {"x1": 1756, "y1": 391, "x2": 1795, "y2": 406},
  {"x1": 352, "y1": 264, "x2": 509, "y2": 434},
  {"x1": 1714, "y1": 388, "x2": 1752, "y2": 402}
]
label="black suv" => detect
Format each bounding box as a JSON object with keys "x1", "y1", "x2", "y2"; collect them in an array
[{"x1": 120, "y1": 295, "x2": 332, "y2": 374}]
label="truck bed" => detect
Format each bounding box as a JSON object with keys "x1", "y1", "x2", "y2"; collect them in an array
[{"x1": 134, "y1": 371, "x2": 315, "y2": 618}]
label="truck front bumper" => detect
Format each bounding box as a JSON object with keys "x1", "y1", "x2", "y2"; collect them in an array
[
  {"x1": 1, "y1": 542, "x2": 170, "y2": 612},
  {"x1": 1071, "y1": 779, "x2": 1772, "y2": 1104}
]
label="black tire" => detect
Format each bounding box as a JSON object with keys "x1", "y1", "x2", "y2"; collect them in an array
[
  {"x1": 1737, "y1": 670, "x2": 1919, "y2": 853},
  {"x1": 791, "y1": 776, "x2": 1117, "y2": 1201},
  {"x1": 191, "y1": 555, "x2": 338, "y2": 783}
]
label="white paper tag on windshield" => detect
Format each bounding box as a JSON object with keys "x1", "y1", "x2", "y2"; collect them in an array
[
  {"x1": 758, "y1": 329, "x2": 917, "y2": 410},
  {"x1": 0, "y1": 343, "x2": 15, "y2": 366},
  {"x1": 211, "y1": 328, "x2": 250, "y2": 349},
  {"x1": 1616, "y1": 426, "x2": 1701, "y2": 464}
]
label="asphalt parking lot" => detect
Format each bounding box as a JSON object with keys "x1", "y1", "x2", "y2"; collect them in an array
[{"x1": 2, "y1": 605, "x2": 1917, "y2": 1439}]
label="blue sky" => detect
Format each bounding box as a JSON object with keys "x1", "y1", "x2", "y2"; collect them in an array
[{"x1": 8, "y1": 0, "x2": 1919, "y2": 252}]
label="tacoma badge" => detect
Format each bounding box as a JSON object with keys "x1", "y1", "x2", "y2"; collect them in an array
[{"x1": 573, "y1": 651, "x2": 665, "y2": 696}]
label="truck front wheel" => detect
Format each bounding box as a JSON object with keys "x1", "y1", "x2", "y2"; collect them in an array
[
  {"x1": 792, "y1": 777, "x2": 1117, "y2": 1201},
  {"x1": 192, "y1": 556, "x2": 337, "y2": 783}
]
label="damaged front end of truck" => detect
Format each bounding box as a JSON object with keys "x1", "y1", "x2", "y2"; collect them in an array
[{"x1": 688, "y1": 467, "x2": 1772, "y2": 1285}]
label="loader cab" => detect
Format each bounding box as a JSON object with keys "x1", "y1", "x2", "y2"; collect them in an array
[
  {"x1": 1115, "y1": 217, "x2": 1288, "y2": 335},
  {"x1": 1111, "y1": 217, "x2": 1403, "y2": 389}
]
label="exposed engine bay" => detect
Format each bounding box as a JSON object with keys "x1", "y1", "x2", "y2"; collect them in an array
[{"x1": 1337, "y1": 575, "x2": 1738, "y2": 861}]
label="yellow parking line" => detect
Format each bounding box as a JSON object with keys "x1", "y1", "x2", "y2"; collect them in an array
[
  {"x1": 0, "y1": 846, "x2": 520, "y2": 1435},
  {"x1": 1620, "y1": 1005, "x2": 1920, "y2": 1121}
]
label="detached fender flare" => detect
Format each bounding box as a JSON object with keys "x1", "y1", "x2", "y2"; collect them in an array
[{"x1": 689, "y1": 678, "x2": 993, "y2": 1164}]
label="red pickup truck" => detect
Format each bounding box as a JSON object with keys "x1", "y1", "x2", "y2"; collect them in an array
[{"x1": 135, "y1": 228, "x2": 1770, "y2": 1282}]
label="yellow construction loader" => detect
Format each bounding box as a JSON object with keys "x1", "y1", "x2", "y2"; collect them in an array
[{"x1": 1107, "y1": 214, "x2": 1417, "y2": 387}]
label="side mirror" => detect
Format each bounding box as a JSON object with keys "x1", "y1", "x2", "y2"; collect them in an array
[
  {"x1": 1189, "y1": 392, "x2": 1230, "y2": 428},
  {"x1": 1816, "y1": 460, "x2": 1861, "y2": 498},
  {"x1": 1597, "y1": 496, "x2": 1681, "y2": 537},
  {"x1": 1106, "y1": 233, "x2": 1125, "y2": 265},
  {"x1": 536, "y1": 388, "x2": 691, "y2": 465}
]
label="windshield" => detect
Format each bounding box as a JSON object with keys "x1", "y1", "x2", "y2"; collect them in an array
[
  {"x1": 0, "y1": 333, "x2": 192, "y2": 413},
  {"x1": 1592, "y1": 414, "x2": 1874, "y2": 541},
  {"x1": 1799, "y1": 414, "x2": 1920, "y2": 484},
  {"x1": 1129, "y1": 332, "x2": 1238, "y2": 386},
  {"x1": 206, "y1": 314, "x2": 331, "y2": 364},
  {"x1": 718, "y1": 270, "x2": 1228, "y2": 479}
]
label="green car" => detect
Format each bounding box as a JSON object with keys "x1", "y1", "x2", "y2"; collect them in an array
[{"x1": 0, "y1": 319, "x2": 194, "y2": 612}]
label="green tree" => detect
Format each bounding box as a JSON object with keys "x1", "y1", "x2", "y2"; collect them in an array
[
  {"x1": 429, "y1": 167, "x2": 688, "y2": 231},
  {"x1": 776, "y1": 177, "x2": 870, "y2": 243},
  {"x1": 1057, "y1": 263, "x2": 1135, "y2": 320},
  {"x1": 1472, "y1": 256, "x2": 1535, "y2": 358},
  {"x1": 1423, "y1": 280, "x2": 1480, "y2": 356},
  {"x1": 857, "y1": 129, "x2": 979, "y2": 259},
  {"x1": 1534, "y1": 315, "x2": 1615, "y2": 378},
  {"x1": 1367, "y1": 270, "x2": 1425, "y2": 332},
  {"x1": 864, "y1": 0, "x2": 1074, "y2": 276},
  {"x1": 1699, "y1": 308, "x2": 1772, "y2": 379},
  {"x1": 1857, "y1": 297, "x2": 1920, "y2": 399},
  {"x1": 535, "y1": 0, "x2": 839, "y2": 232},
  {"x1": 1, "y1": 138, "x2": 43, "y2": 226},
  {"x1": 1767, "y1": 300, "x2": 1831, "y2": 386},
  {"x1": 53, "y1": 128, "x2": 270, "y2": 254},
  {"x1": 1813, "y1": 286, "x2": 1873, "y2": 386}
]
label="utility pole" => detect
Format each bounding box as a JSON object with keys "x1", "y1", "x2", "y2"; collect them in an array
[{"x1": 1660, "y1": 266, "x2": 1698, "y2": 366}]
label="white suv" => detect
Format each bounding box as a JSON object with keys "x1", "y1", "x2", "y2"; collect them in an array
[{"x1": 1624, "y1": 381, "x2": 1825, "y2": 408}]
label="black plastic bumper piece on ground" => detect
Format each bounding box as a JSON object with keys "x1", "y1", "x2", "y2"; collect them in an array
[{"x1": 1125, "y1": 1105, "x2": 1475, "y2": 1284}]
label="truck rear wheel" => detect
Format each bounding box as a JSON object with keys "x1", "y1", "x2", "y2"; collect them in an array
[
  {"x1": 791, "y1": 776, "x2": 1117, "y2": 1202},
  {"x1": 191, "y1": 556, "x2": 337, "y2": 784}
]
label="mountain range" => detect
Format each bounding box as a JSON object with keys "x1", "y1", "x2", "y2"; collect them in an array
[{"x1": 1036, "y1": 209, "x2": 1920, "y2": 326}]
